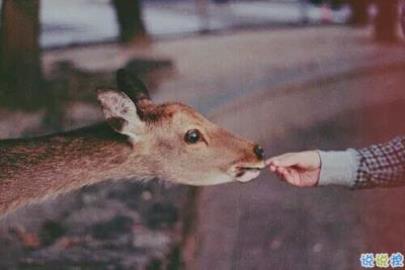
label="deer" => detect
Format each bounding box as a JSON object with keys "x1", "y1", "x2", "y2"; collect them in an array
[{"x1": 0, "y1": 70, "x2": 265, "y2": 215}]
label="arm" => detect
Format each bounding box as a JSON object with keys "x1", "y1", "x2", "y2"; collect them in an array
[
  {"x1": 317, "y1": 149, "x2": 359, "y2": 188},
  {"x1": 267, "y1": 136, "x2": 405, "y2": 189},
  {"x1": 353, "y1": 136, "x2": 405, "y2": 188}
]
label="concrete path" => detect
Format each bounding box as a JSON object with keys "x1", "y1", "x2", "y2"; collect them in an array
[
  {"x1": 43, "y1": 27, "x2": 405, "y2": 115},
  {"x1": 35, "y1": 0, "x2": 349, "y2": 48}
]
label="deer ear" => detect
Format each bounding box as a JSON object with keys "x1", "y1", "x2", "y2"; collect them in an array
[{"x1": 97, "y1": 89, "x2": 145, "y2": 142}]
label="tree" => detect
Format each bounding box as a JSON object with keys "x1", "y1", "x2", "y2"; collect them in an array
[
  {"x1": 348, "y1": 0, "x2": 369, "y2": 26},
  {"x1": 111, "y1": 0, "x2": 148, "y2": 44},
  {"x1": 402, "y1": 3, "x2": 405, "y2": 37},
  {"x1": 0, "y1": 0, "x2": 42, "y2": 109},
  {"x1": 374, "y1": 0, "x2": 399, "y2": 42}
]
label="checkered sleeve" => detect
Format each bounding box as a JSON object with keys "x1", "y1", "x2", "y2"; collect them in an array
[{"x1": 354, "y1": 137, "x2": 405, "y2": 189}]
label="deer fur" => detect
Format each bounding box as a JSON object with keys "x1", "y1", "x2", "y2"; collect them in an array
[{"x1": 0, "y1": 70, "x2": 265, "y2": 215}]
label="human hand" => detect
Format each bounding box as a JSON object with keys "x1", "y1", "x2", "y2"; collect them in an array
[{"x1": 266, "y1": 151, "x2": 321, "y2": 187}]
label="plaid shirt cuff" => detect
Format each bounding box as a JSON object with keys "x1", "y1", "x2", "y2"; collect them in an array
[{"x1": 354, "y1": 137, "x2": 405, "y2": 189}]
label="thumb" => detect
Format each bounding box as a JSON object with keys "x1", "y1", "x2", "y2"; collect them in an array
[
  {"x1": 267, "y1": 151, "x2": 320, "y2": 169},
  {"x1": 266, "y1": 153, "x2": 303, "y2": 167}
]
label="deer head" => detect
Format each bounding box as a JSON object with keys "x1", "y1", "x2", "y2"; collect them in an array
[{"x1": 97, "y1": 69, "x2": 265, "y2": 186}]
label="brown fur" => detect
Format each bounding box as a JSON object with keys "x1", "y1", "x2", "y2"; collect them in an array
[
  {"x1": 0, "y1": 98, "x2": 264, "y2": 215},
  {"x1": 0, "y1": 123, "x2": 140, "y2": 213}
]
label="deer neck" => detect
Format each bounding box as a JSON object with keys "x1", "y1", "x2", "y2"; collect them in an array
[{"x1": 0, "y1": 123, "x2": 150, "y2": 214}]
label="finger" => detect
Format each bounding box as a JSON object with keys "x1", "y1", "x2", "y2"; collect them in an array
[
  {"x1": 268, "y1": 151, "x2": 320, "y2": 169},
  {"x1": 265, "y1": 158, "x2": 276, "y2": 166},
  {"x1": 288, "y1": 171, "x2": 302, "y2": 186},
  {"x1": 275, "y1": 171, "x2": 287, "y2": 182},
  {"x1": 268, "y1": 153, "x2": 306, "y2": 168},
  {"x1": 270, "y1": 167, "x2": 287, "y2": 181},
  {"x1": 282, "y1": 170, "x2": 300, "y2": 186},
  {"x1": 273, "y1": 153, "x2": 304, "y2": 167},
  {"x1": 265, "y1": 153, "x2": 294, "y2": 166},
  {"x1": 275, "y1": 167, "x2": 286, "y2": 175},
  {"x1": 268, "y1": 165, "x2": 277, "y2": 172},
  {"x1": 277, "y1": 167, "x2": 292, "y2": 175},
  {"x1": 276, "y1": 167, "x2": 296, "y2": 184}
]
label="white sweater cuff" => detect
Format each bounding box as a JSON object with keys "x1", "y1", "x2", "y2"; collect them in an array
[{"x1": 318, "y1": 149, "x2": 360, "y2": 187}]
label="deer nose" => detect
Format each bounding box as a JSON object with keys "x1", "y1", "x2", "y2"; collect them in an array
[{"x1": 253, "y1": 144, "x2": 265, "y2": 160}]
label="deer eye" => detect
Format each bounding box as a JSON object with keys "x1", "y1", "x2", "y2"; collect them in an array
[{"x1": 184, "y1": 129, "x2": 201, "y2": 144}]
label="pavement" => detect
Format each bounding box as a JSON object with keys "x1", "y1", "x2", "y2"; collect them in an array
[
  {"x1": 36, "y1": 0, "x2": 350, "y2": 48},
  {"x1": 43, "y1": 26, "x2": 405, "y2": 115},
  {"x1": 31, "y1": 26, "x2": 405, "y2": 269}
]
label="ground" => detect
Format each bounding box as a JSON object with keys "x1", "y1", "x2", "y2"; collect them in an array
[
  {"x1": 36, "y1": 0, "x2": 349, "y2": 48},
  {"x1": 0, "y1": 26, "x2": 404, "y2": 269}
]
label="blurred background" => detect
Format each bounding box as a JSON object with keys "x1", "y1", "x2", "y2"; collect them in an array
[{"x1": 0, "y1": 0, "x2": 404, "y2": 269}]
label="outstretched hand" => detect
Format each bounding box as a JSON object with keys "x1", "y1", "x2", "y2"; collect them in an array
[{"x1": 266, "y1": 151, "x2": 321, "y2": 187}]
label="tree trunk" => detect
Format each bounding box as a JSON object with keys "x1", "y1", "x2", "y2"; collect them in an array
[
  {"x1": 401, "y1": 2, "x2": 405, "y2": 37},
  {"x1": 374, "y1": 0, "x2": 399, "y2": 42},
  {"x1": 112, "y1": 0, "x2": 148, "y2": 44},
  {"x1": 0, "y1": 0, "x2": 42, "y2": 109},
  {"x1": 348, "y1": 0, "x2": 369, "y2": 26}
]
